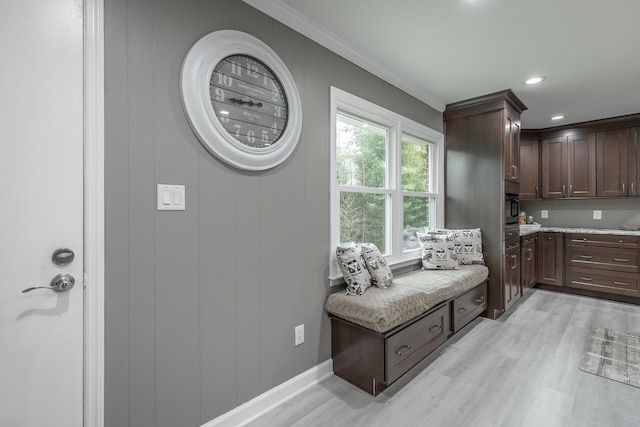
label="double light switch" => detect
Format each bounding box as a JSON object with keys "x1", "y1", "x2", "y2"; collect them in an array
[{"x1": 157, "y1": 184, "x2": 185, "y2": 210}]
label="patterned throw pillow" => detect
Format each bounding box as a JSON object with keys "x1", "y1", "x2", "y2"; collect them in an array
[
  {"x1": 359, "y1": 243, "x2": 393, "y2": 288},
  {"x1": 416, "y1": 231, "x2": 459, "y2": 270},
  {"x1": 449, "y1": 228, "x2": 485, "y2": 265},
  {"x1": 336, "y1": 243, "x2": 372, "y2": 295}
]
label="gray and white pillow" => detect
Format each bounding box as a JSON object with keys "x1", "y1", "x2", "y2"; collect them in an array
[
  {"x1": 416, "y1": 231, "x2": 459, "y2": 270},
  {"x1": 448, "y1": 228, "x2": 485, "y2": 265},
  {"x1": 359, "y1": 243, "x2": 393, "y2": 288},
  {"x1": 336, "y1": 243, "x2": 372, "y2": 295}
]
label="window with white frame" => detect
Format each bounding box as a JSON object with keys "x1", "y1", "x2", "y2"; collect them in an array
[{"x1": 330, "y1": 87, "x2": 444, "y2": 281}]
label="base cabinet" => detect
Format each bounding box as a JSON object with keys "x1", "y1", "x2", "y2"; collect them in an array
[
  {"x1": 565, "y1": 233, "x2": 640, "y2": 297},
  {"x1": 521, "y1": 234, "x2": 537, "y2": 295},
  {"x1": 504, "y1": 238, "x2": 521, "y2": 310},
  {"x1": 538, "y1": 232, "x2": 564, "y2": 286}
]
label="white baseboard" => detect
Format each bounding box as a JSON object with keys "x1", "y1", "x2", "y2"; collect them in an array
[{"x1": 203, "y1": 359, "x2": 333, "y2": 427}]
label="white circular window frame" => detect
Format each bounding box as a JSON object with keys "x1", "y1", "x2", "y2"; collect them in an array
[{"x1": 180, "y1": 30, "x2": 303, "y2": 171}]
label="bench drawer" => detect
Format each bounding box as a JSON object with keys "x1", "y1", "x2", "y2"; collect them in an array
[
  {"x1": 386, "y1": 303, "x2": 449, "y2": 384},
  {"x1": 453, "y1": 282, "x2": 488, "y2": 332}
]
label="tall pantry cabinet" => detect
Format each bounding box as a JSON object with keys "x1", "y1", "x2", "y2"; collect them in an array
[{"x1": 444, "y1": 90, "x2": 527, "y2": 319}]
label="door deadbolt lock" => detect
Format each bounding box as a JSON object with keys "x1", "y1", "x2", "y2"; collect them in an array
[
  {"x1": 22, "y1": 273, "x2": 75, "y2": 293},
  {"x1": 52, "y1": 248, "x2": 74, "y2": 266}
]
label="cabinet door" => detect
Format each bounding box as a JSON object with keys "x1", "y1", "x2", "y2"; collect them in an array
[
  {"x1": 504, "y1": 240, "x2": 521, "y2": 310},
  {"x1": 537, "y1": 232, "x2": 563, "y2": 286},
  {"x1": 596, "y1": 129, "x2": 629, "y2": 197},
  {"x1": 567, "y1": 133, "x2": 596, "y2": 197},
  {"x1": 630, "y1": 128, "x2": 639, "y2": 197},
  {"x1": 519, "y1": 140, "x2": 539, "y2": 199},
  {"x1": 541, "y1": 137, "x2": 566, "y2": 198},
  {"x1": 504, "y1": 114, "x2": 519, "y2": 182},
  {"x1": 521, "y1": 235, "x2": 537, "y2": 295}
]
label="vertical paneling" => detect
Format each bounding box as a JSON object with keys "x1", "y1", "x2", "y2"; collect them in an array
[
  {"x1": 199, "y1": 160, "x2": 240, "y2": 422},
  {"x1": 302, "y1": 38, "x2": 332, "y2": 363},
  {"x1": 126, "y1": 0, "x2": 157, "y2": 426},
  {"x1": 104, "y1": 0, "x2": 131, "y2": 425},
  {"x1": 153, "y1": 0, "x2": 201, "y2": 426},
  {"x1": 104, "y1": 0, "x2": 444, "y2": 425}
]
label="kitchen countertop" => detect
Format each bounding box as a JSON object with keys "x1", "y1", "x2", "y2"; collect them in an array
[{"x1": 519, "y1": 226, "x2": 640, "y2": 237}]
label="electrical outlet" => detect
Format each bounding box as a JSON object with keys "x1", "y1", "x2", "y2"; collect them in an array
[
  {"x1": 593, "y1": 210, "x2": 602, "y2": 220},
  {"x1": 294, "y1": 324, "x2": 304, "y2": 346},
  {"x1": 541, "y1": 210, "x2": 548, "y2": 219}
]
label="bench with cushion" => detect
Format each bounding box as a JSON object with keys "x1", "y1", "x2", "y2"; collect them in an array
[
  {"x1": 325, "y1": 265, "x2": 488, "y2": 396},
  {"x1": 326, "y1": 263, "x2": 489, "y2": 395}
]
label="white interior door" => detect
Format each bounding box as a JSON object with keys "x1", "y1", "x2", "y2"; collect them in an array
[{"x1": 0, "y1": 1, "x2": 85, "y2": 426}]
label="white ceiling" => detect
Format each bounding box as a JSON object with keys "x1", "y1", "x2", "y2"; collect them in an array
[{"x1": 245, "y1": 0, "x2": 640, "y2": 129}]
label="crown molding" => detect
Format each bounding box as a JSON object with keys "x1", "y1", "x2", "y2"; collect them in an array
[{"x1": 242, "y1": 0, "x2": 446, "y2": 112}]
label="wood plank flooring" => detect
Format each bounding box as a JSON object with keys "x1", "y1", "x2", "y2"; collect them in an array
[{"x1": 247, "y1": 289, "x2": 640, "y2": 427}]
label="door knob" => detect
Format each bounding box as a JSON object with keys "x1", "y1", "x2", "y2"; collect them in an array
[{"x1": 22, "y1": 273, "x2": 75, "y2": 293}]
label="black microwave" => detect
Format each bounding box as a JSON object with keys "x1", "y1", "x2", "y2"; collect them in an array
[{"x1": 505, "y1": 195, "x2": 519, "y2": 225}]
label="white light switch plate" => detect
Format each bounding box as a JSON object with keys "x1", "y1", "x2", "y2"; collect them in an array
[
  {"x1": 157, "y1": 184, "x2": 185, "y2": 210},
  {"x1": 593, "y1": 210, "x2": 602, "y2": 220},
  {"x1": 294, "y1": 324, "x2": 304, "y2": 346},
  {"x1": 541, "y1": 210, "x2": 548, "y2": 219}
]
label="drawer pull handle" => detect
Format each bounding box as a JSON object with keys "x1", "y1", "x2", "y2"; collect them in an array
[
  {"x1": 577, "y1": 255, "x2": 593, "y2": 259},
  {"x1": 613, "y1": 258, "x2": 630, "y2": 263},
  {"x1": 476, "y1": 296, "x2": 485, "y2": 304},
  {"x1": 578, "y1": 276, "x2": 592, "y2": 281},
  {"x1": 396, "y1": 345, "x2": 412, "y2": 356},
  {"x1": 457, "y1": 307, "x2": 468, "y2": 314},
  {"x1": 613, "y1": 281, "x2": 630, "y2": 286},
  {"x1": 429, "y1": 325, "x2": 442, "y2": 334}
]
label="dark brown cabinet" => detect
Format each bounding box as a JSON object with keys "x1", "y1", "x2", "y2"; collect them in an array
[
  {"x1": 519, "y1": 139, "x2": 539, "y2": 199},
  {"x1": 521, "y1": 233, "x2": 537, "y2": 296},
  {"x1": 444, "y1": 89, "x2": 527, "y2": 319},
  {"x1": 504, "y1": 238, "x2": 521, "y2": 311},
  {"x1": 537, "y1": 232, "x2": 564, "y2": 286},
  {"x1": 630, "y1": 128, "x2": 639, "y2": 196},
  {"x1": 565, "y1": 233, "x2": 640, "y2": 297},
  {"x1": 596, "y1": 128, "x2": 640, "y2": 197},
  {"x1": 541, "y1": 134, "x2": 596, "y2": 198},
  {"x1": 596, "y1": 129, "x2": 630, "y2": 197},
  {"x1": 504, "y1": 113, "x2": 520, "y2": 183}
]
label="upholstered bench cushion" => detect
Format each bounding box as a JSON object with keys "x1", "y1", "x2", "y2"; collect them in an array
[{"x1": 325, "y1": 265, "x2": 489, "y2": 333}]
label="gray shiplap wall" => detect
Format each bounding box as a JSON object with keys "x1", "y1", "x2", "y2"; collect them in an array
[{"x1": 104, "y1": 0, "x2": 442, "y2": 426}]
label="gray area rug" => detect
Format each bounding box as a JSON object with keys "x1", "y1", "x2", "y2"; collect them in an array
[{"x1": 579, "y1": 326, "x2": 640, "y2": 388}]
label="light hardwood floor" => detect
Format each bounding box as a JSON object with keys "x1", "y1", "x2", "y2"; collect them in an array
[{"x1": 248, "y1": 289, "x2": 640, "y2": 427}]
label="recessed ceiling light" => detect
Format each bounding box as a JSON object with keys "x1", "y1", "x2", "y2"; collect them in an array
[
  {"x1": 525, "y1": 76, "x2": 547, "y2": 85},
  {"x1": 550, "y1": 115, "x2": 565, "y2": 121}
]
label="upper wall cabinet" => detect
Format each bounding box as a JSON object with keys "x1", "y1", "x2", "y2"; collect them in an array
[
  {"x1": 541, "y1": 134, "x2": 596, "y2": 198},
  {"x1": 596, "y1": 129, "x2": 629, "y2": 197},
  {"x1": 522, "y1": 115, "x2": 640, "y2": 200},
  {"x1": 519, "y1": 138, "x2": 539, "y2": 199},
  {"x1": 504, "y1": 114, "x2": 520, "y2": 184},
  {"x1": 596, "y1": 128, "x2": 640, "y2": 197},
  {"x1": 632, "y1": 128, "x2": 640, "y2": 197}
]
